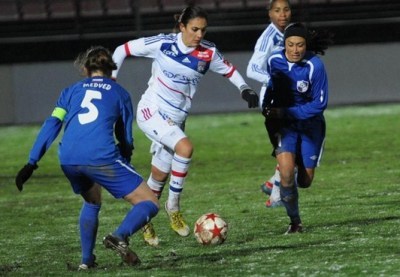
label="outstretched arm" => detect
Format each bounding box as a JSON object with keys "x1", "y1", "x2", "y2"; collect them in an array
[
  {"x1": 28, "y1": 115, "x2": 63, "y2": 165},
  {"x1": 16, "y1": 107, "x2": 65, "y2": 191},
  {"x1": 16, "y1": 113, "x2": 63, "y2": 191}
]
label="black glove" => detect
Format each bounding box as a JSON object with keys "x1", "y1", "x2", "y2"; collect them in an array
[
  {"x1": 117, "y1": 143, "x2": 134, "y2": 163},
  {"x1": 262, "y1": 107, "x2": 270, "y2": 118},
  {"x1": 262, "y1": 107, "x2": 285, "y2": 119},
  {"x1": 241, "y1": 89, "x2": 259, "y2": 108},
  {"x1": 15, "y1": 163, "x2": 38, "y2": 192}
]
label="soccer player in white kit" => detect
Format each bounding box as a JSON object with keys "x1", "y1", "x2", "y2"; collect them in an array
[
  {"x1": 112, "y1": 6, "x2": 259, "y2": 246},
  {"x1": 247, "y1": 0, "x2": 292, "y2": 208}
]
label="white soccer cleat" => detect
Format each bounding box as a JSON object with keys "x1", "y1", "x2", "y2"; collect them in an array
[{"x1": 265, "y1": 181, "x2": 283, "y2": 208}]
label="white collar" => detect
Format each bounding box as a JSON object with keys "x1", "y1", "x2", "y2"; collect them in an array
[{"x1": 271, "y1": 23, "x2": 284, "y2": 36}]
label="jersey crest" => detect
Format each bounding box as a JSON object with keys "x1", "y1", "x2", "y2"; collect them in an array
[
  {"x1": 297, "y1": 80, "x2": 309, "y2": 93},
  {"x1": 197, "y1": 61, "x2": 207, "y2": 73}
]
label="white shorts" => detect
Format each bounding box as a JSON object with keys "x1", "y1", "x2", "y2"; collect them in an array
[{"x1": 136, "y1": 101, "x2": 186, "y2": 173}]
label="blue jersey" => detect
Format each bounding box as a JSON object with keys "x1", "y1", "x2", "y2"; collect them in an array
[
  {"x1": 266, "y1": 50, "x2": 328, "y2": 120},
  {"x1": 265, "y1": 50, "x2": 328, "y2": 167},
  {"x1": 28, "y1": 77, "x2": 134, "y2": 166}
]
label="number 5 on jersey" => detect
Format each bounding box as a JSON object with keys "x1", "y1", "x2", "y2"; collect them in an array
[{"x1": 79, "y1": 89, "x2": 102, "y2": 125}]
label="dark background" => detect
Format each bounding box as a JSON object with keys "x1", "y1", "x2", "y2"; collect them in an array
[{"x1": 1, "y1": 0, "x2": 400, "y2": 64}]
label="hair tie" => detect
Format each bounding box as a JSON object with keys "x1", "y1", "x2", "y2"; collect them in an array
[{"x1": 178, "y1": 7, "x2": 187, "y2": 23}]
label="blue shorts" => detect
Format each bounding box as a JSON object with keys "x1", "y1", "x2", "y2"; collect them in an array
[
  {"x1": 61, "y1": 160, "x2": 143, "y2": 199},
  {"x1": 275, "y1": 117, "x2": 325, "y2": 168}
]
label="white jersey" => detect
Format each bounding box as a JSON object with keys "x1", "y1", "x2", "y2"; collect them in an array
[
  {"x1": 113, "y1": 32, "x2": 249, "y2": 123},
  {"x1": 246, "y1": 23, "x2": 284, "y2": 84}
]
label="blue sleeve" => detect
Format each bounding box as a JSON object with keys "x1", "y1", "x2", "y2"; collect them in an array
[
  {"x1": 122, "y1": 91, "x2": 134, "y2": 147},
  {"x1": 114, "y1": 90, "x2": 134, "y2": 162},
  {"x1": 286, "y1": 62, "x2": 328, "y2": 120},
  {"x1": 28, "y1": 116, "x2": 63, "y2": 164}
]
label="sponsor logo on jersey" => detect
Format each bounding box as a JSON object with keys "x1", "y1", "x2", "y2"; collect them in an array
[
  {"x1": 162, "y1": 44, "x2": 179, "y2": 57},
  {"x1": 191, "y1": 46, "x2": 212, "y2": 61},
  {"x1": 196, "y1": 51, "x2": 210, "y2": 59},
  {"x1": 163, "y1": 70, "x2": 201, "y2": 85},
  {"x1": 297, "y1": 80, "x2": 309, "y2": 93}
]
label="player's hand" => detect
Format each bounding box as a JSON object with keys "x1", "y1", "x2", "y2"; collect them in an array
[
  {"x1": 262, "y1": 107, "x2": 285, "y2": 119},
  {"x1": 15, "y1": 163, "x2": 38, "y2": 192},
  {"x1": 241, "y1": 89, "x2": 259, "y2": 108},
  {"x1": 117, "y1": 143, "x2": 134, "y2": 163}
]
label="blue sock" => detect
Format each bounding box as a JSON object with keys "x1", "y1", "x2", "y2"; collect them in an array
[
  {"x1": 79, "y1": 202, "x2": 101, "y2": 265},
  {"x1": 114, "y1": 201, "x2": 159, "y2": 241},
  {"x1": 280, "y1": 186, "x2": 301, "y2": 225}
]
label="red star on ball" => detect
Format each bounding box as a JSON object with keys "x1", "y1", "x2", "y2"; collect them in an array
[
  {"x1": 210, "y1": 223, "x2": 224, "y2": 239},
  {"x1": 195, "y1": 222, "x2": 204, "y2": 233},
  {"x1": 205, "y1": 213, "x2": 218, "y2": 220}
]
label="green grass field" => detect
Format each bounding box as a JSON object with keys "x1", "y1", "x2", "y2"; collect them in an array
[{"x1": 1, "y1": 104, "x2": 400, "y2": 276}]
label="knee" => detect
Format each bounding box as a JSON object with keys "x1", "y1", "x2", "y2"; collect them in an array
[
  {"x1": 280, "y1": 171, "x2": 295, "y2": 187},
  {"x1": 296, "y1": 174, "x2": 313, "y2": 188},
  {"x1": 150, "y1": 195, "x2": 160, "y2": 210},
  {"x1": 81, "y1": 184, "x2": 102, "y2": 204},
  {"x1": 175, "y1": 138, "x2": 193, "y2": 158},
  {"x1": 296, "y1": 168, "x2": 314, "y2": 188},
  {"x1": 85, "y1": 199, "x2": 102, "y2": 205}
]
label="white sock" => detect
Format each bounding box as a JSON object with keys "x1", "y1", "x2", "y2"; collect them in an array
[
  {"x1": 167, "y1": 191, "x2": 181, "y2": 211},
  {"x1": 147, "y1": 174, "x2": 165, "y2": 199},
  {"x1": 167, "y1": 154, "x2": 191, "y2": 211}
]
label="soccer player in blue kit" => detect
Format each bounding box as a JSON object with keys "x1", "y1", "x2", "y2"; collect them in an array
[
  {"x1": 112, "y1": 6, "x2": 259, "y2": 246},
  {"x1": 262, "y1": 23, "x2": 330, "y2": 234},
  {"x1": 15, "y1": 46, "x2": 159, "y2": 269}
]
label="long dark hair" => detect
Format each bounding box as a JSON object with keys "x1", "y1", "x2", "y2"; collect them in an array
[
  {"x1": 307, "y1": 28, "x2": 334, "y2": 56},
  {"x1": 173, "y1": 6, "x2": 208, "y2": 32},
  {"x1": 74, "y1": 46, "x2": 117, "y2": 77}
]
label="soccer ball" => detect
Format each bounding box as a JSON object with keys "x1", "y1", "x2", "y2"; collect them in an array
[{"x1": 193, "y1": 213, "x2": 228, "y2": 245}]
